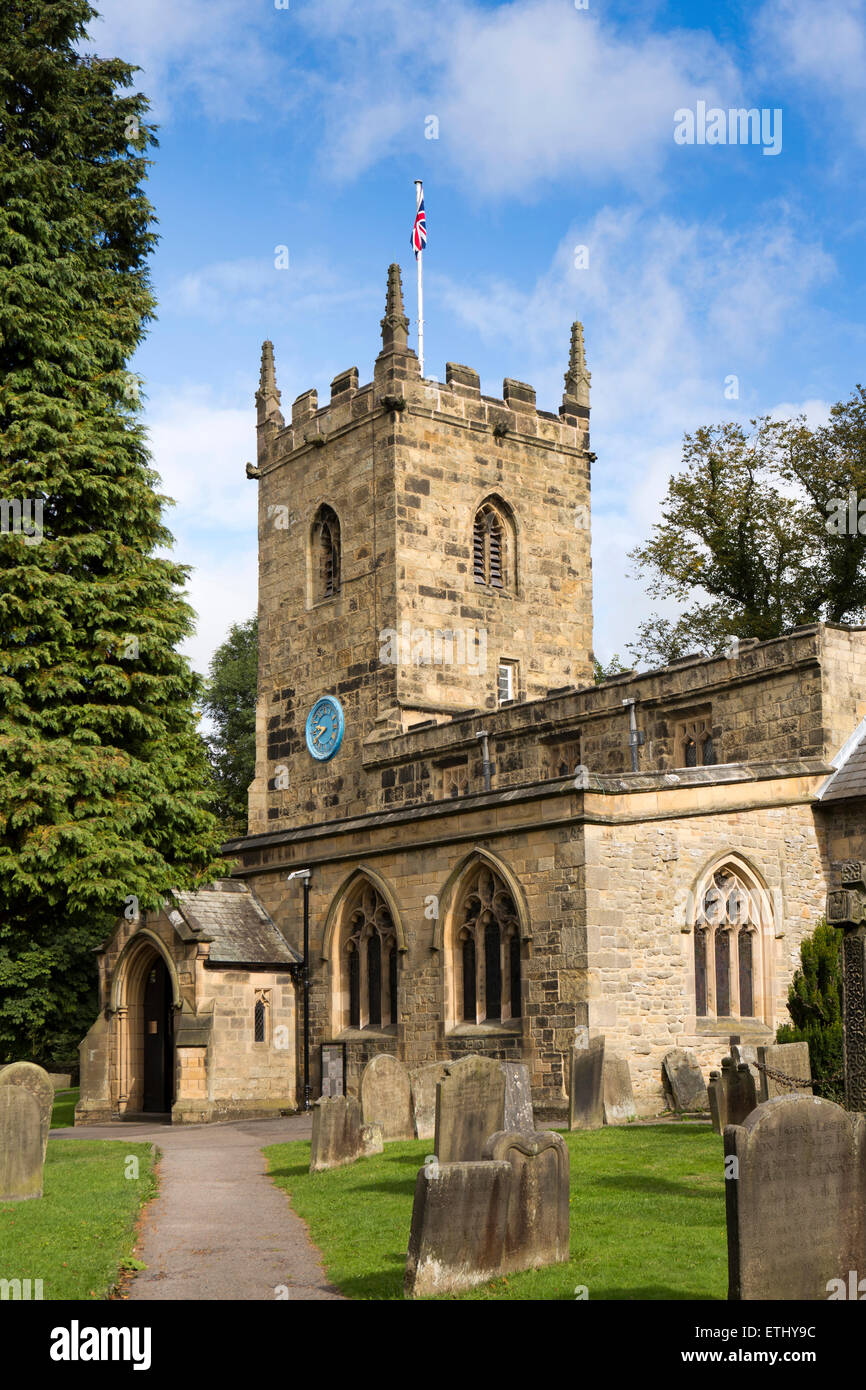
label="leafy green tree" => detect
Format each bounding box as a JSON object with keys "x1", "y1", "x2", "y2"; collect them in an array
[
  {"x1": 593, "y1": 652, "x2": 629, "y2": 684},
  {"x1": 0, "y1": 0, "x2": 225, "y2": 1066},
  {"x1": 201, "y1": 616, "x2": 258, "y2": 839},
  {"x1": 627, "y1": 394, "x2": 866, "y2": 666},
  {"x1": 776, "y1": 920, "x2": 844, "y2": 1104}
]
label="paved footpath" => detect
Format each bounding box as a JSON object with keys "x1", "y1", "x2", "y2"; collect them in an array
[{"x1": 51, "y1": 1114, "x2": 343, "y2": 1301}]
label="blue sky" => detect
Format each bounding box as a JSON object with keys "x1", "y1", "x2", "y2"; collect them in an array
[{"x1": 85, "y1": 0, "x2": 866, "y2": 675}]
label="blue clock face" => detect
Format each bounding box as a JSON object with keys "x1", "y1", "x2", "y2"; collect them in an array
[{"x1": 305, "y1": 696, "x2": 344, "y2": 761}]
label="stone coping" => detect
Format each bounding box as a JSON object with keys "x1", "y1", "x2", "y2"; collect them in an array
[{"x1": 224, "y1": 757, "x2": 830, "y2": 857}]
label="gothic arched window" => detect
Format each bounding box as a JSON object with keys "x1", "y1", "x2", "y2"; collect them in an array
[
  {"x1": 454, "y1": 864, "x2": 522, "y2": 1023},
  {"x1": 691, "y1": 863, "x2": 769, "y2": 1024},
  {"x1": 312, "y1": 504, "x2": 341, "y2": 601},
  {"x1": 473, "y1": 499, "x2": 514, "y2": 590},
  {"x1": 341, "y1": 883, "x2": 397, "y2": 1031}
]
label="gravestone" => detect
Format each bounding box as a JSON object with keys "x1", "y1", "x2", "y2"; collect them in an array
[
  {"x1": 0, "y1": 1062, "x2": 54, "y2": 1161},
  {"x1": 568, "y1": 1035, "x2": 605, "y2": 1130},
  {"x1": 730, "y1": 1041, "x2": 760, "y2": 1089},
  {"x1": 360, "y1": 1054, "x2": 414, "y2": 1141},
  {"x1": 409, "y1": 1062, "x2": 449, "y2": 1140},
  {"x1": 434, "y1": 1055, "x2": 505, "y2": 1163},
  {"x1": 502, "y1": 1063, "x2": 534, "y2": 1132},
  {"x1": 309, "y1": 1095, "x2": 363, "y2": 1172},
  {"x1": 661, "y1": 1048, "x2": 709, "y2": 1113},
  {"x1": 756, "y1": 1042, "x2": 812, "y2": 1102},
  {"x1": 320, "y1": 1044, "x2": 344, "y2": 1098},
  {"x1": 360, "y1": 1122, "x2": 384, "y2": 1156},
  {"x1": 725, "y1": 1094, "x2": 866, "y2": 1300},
  {"x1": 603, "y1": 1056, "x2": 637, "y2": 1124},
  {"x1": 483, "y1": 1129, "x2": 569, "y2": 1271},
  {"x1": 0, "y1": 1087, "x2": 44, "y2": 1201},
  {"x1": 404, "y1": 1160, "x2": 513, "y2": 1298},
  {"x1": 708, "y1": 1071, "x2": 727, "y2": 1135},
  {"x1": 725, "y1": 1062, "x2": 758, "y2": 1126}
]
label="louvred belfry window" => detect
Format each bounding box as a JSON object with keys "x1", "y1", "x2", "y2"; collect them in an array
[
  {"x1": 312, "y1": 504, "x2": 341, "y2": 601},
  {"x1": 473, "y1": 501, "x2": 511, "y2": 589}
]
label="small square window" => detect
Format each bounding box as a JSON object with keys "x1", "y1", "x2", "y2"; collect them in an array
[{"x1": 498, "y1": 662, "x2": 516, "y2": 705}]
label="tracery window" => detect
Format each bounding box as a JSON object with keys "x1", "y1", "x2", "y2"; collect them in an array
[
  {"x1": 454, "y1": 865, "x2": 522, "y2": 1023},
  {"x1": 692, "y1": 865, "x2": 767, "y2": 1022},
  {"x1": 342, "y1": 884, "x2": 397, "y2": 1030}
]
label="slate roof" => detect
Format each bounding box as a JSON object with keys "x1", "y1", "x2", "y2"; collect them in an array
[
  {"x1": 819, "y1": 718, "x2": 866, "y2": 802},
  {"x1": 171, "y1": 880, "x2": 301, "y2": 967}
]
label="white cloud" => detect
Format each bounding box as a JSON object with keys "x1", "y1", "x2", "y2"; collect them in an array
[
  {"x1": 296, "y1": 0, "x2": 742, "y2": 195},
  {"x1": 83, "y1": 0, "x2": 298, "y2": 122},
  {"x1": 755, "y1": 0, "x2": 866, "y2": 140}
]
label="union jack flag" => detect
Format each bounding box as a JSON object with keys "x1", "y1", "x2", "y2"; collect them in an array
[{"x1": 412, "y1": 187, "x2": 426, "y2": 258}]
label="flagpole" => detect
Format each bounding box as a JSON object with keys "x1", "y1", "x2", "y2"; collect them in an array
[{"x1": 414, "y1": 179, "x2": 424, "y2": 377}]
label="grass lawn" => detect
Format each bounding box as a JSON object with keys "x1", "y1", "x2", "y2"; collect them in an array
[
  {"x1": 50, "y1": 1088, "x2": 80, "y2": 1129},
  {"x1": 265, "y1": 1125, "x2": 726, "y2": 1300},
  {"x1": 0, "y1": 1140, "x2": 157, "y2": 1300}
]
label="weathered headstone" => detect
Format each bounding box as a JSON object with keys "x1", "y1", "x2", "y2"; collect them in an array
[
  {"x1": 0, "y1": 1062, "x2": 54, "y2": 1161},
  {"x1": 568, "y1": 1034, "x2": 605, "y2": 1130},
  {"x1": 404, "y1": 1160, "x2": 512, "y2": 1298},
  {"x1": 360, "y1": 1054, "x2": 414, "y2": 1141},
  {"x1": 708, "y1": 1070, "x2": 727, "y2": 1135},
  {"x1": 662, "y1": 1048, "x2": 709, "y2": 1113},
  {"x1": 725, "y1": 1062, "x2": 758, "y2": 1126},
  {"x1": 309, "y1": 1095, "x2": 363, "y2": 1172},
  {"x1": 756, "y1": 1042, "x2": 812, "y2": 1102},
  {"x1": 603, "y1": 1056, "x2": 637, "y2": 1124},
  {"x1": 434, "y1": 1056, "x2": 505, "y2": 1163},
  {"x1": 409, "y1": 1062, "x2": 449, "y2": 1140},
  {"x1": 360, "y1": 1121, "x2": 384, "y2": 1156},
  {"x1": 483, "y1": 1129, "x2": 569, "y2": 1271},
  {"x1": 502, "y1": 1062, "x2": 534, "y2": 1132},
  {"x1": 730, "y1": 1041, "x2": 760, "y2": 1089},
  {"x1": 0, "y1": 1087, "x2": 44, "y2": 1201},
  {"x1": 726, "y1": 1094, "x2": 866, "y2": 1300}
]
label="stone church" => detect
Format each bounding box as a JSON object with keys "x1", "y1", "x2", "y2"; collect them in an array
[{"x1": 77, "y1": 263, "x2": 866, "y2": 1125}]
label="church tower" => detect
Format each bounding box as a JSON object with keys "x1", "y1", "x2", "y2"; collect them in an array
[{"x1": 247, "y1": 265, "x2": 594, "y2": 832}]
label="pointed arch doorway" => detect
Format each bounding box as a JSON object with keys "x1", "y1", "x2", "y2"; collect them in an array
[{"x1": 142, "y1": 956, "x2": 174, "y2": 1114}]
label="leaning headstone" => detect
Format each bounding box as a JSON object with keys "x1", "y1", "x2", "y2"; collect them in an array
[
  {"x1": 661, "y1": 1048, "x2": 709, "y2": 1113},
  {"x1": 502, "y1": 1063, "x2": 534, "y2": 1132},
  {"x1": 730, "y1": 1041, "x2": 760, "y2": 1090},
  {"x1": 756, "y1": 1042, "x2": 812, "y2": 1102},
  {"x1": 708, "y1": 1071, "x2": 727, "y2": 1135},
  {"x1": 360, "y1": 1054, "x2": 414, "y2": 1141},
  {"x1": 404, "y1": 1160, "x2": 512, "y2": 1298},
  {"x1": 409, "y1": 1062, "x2": 449, "y2": 1140},
  {"x1": 725, "y1": 1062, "x2": 758, "y2": 1126},
  {"x1": 0, "y1": 1062, "x2": 54, "y2": 1161},
  {"x1": 603, "y1": 1056, "x2": 637, "y2": 1124},
  {"x1": 0, "y1": 1087, "x2": 44, "y2": 1201},
  {"x1": 568, "y1": 1035, "x2": 605, "y2": 1130},
  {"x1": 726, "y1": 1094, "x2": 865, "y2": 1300},
  {"x1": 434, "y1": 1056, "x2": 505, "y2": 1163},
  {"x1": 309, "y1": 1095, "x2": 363, "y2": 1173},
  {"x1": 483, "y1": 1129, "x2": 569, "y2": 1271},
  {"x1": 360, "y1": 1122, "x2": 384, "y2": 1157}
]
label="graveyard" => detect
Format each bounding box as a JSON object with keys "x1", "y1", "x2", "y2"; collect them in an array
[{"x1": 265, "y1": 1125, "x2": 727, "y2": 1301}]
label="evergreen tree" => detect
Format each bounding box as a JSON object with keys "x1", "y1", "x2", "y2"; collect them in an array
[
  {"x1": 0, "y1": 0, "x2": 225, "y2": 1066},
  {"x1": 201, "y1": 616, "x2": 258, "y2": 840},
  {"x1": 776, "y1": 920, "x2": 844, "y2": 1104}
]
